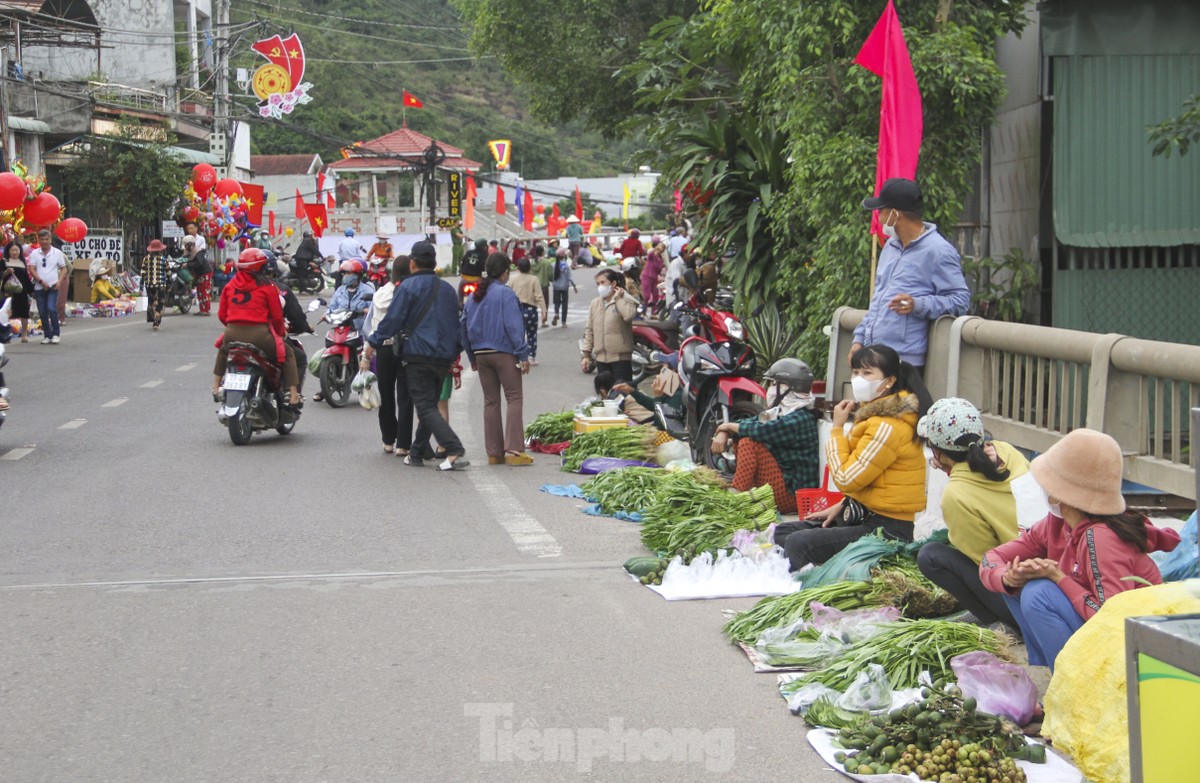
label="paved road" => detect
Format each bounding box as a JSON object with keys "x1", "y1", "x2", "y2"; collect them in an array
[{"x1": 0, "y1": 276, "x2": 835, "y2": 782}]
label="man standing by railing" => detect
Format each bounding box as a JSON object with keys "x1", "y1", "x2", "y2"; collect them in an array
[{"x1": 852, "y1": 178, "x2": 969, "y2": 374}]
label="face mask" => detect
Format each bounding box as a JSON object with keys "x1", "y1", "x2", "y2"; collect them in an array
[
  {"x1": 760, "y1": 389, "x2": 813, "y2": 422},
  {"x1": 851, "y1": 376, "x2": 885, "y2": 403},
  {"x1": 597, "y1": 285, "x2": 612, "y2": 299},
  {"x1": 344, "y1": 274, "x2": 359, "y2": 288},
  {"x1": 880, "y1": 211, "x2": 898, "y2": 240}
]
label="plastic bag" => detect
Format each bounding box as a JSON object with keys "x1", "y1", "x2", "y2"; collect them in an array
[
  {"x1": 351, "y1": 370, "x2": 376, "y2": 393},
  {"x1": 950, "y1": 651, "x2": 1039, "y2": 725},
  {"x1": 576, "y1": 457, "x2": 658, "y2": 474},
  {"x1": 731, "y1": 524, "x2": 778, "y2": 559},
  {"x1": 359, "y1": 383, "x2": 381, "y2": 411},
  {"x1": 784, "y1": 681, "x2": 841, "y2": 716},
  {"x1": 655, "y1": 439, "x2": 690, "y2": 466},
  {"x1": 307, "y1": 352, "x2": 322, "y2": 377},
  {"x1": 835, "y1": 663, "x2": 893, "y2": 712},
  {"x1": 1151, "y1": 511, "x2": 1197, "y2": 581},
  {"x1": 809, "y1": 603, "x2": 902, "y2": 643}
]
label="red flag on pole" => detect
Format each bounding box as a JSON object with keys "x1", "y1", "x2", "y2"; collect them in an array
[
  {"x1": 550, "y1": 203, "x2": 561, "y2": 234},
  {"x1": 856, "y1": 0, "x2": 922, "y2": 238},
  {"x1": 523, "y1": 189, "x2": 534, "y2": 232},
  {"x1": 268, "y1": 210, "x2": 276, "y2": 236},
  {"x1": 496, "y1": 185, "x2": 506, "y2": 215},
  {"x1": 402, "y1": 90, "x2": 424, "y2": 109},
  {"x1": 327, "y1": 191, "x2": 336, "y2": 210},
  {"x1": 239, "y1": 182, "x2": 265, "y2": 227},
  {"x1": 574, "y1": 186, "x2": 583, "y2": 220},
  {"x1": 464, "y1": 174, "x2": 477, "y2": 230},
  {"x1": 316, "y1": 171, "x2": 326, "y2": 201},
  {"x1": 295, "y1": 189, "x2": 305, "y2": 219},
  {"x1": 303, "y1": 202, "x2": 328, "y2": 237}
]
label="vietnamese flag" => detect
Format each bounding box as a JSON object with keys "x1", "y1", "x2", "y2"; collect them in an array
[
  {"x1": 402, "y1": 90, "x2": 423, "y2": 109},
  {"x1": 239, "y1": 182, "x2": 265, "y2": 227},
  {"x1": 522, "y1": 189, "x2": 534, "y2": 232},
  {"x1": 464, "y1": 174, "x2": 477, "y2": 230},
  {"x1": 575, "y1": 186, "x2": 583, "y2": 220},
  {"x1": 295, "y1": 189, "x2": 305, "y2": 219},
  {"x1": 496, "y1": 185, "x2": 506, "y2": 216},
  {"x1": 856, "y1": 0, "x2": 922, "y2": 238},
  {"x1": 303, "y1": 202, "x2": 328, "y2": 237}
]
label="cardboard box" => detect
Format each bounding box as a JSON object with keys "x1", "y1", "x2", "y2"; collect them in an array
[{"x1": 574, "y1": 415, "x2": 630, "y2": 434}]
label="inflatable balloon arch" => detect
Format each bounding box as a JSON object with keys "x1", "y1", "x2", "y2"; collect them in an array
[{"x1": 0, "y1": 162, "x2": 89, "y2": 246}]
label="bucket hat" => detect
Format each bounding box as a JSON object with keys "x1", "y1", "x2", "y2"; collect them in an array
[{"x1": 1030, "y1": 429, "x2": 1126, "y2": 515}]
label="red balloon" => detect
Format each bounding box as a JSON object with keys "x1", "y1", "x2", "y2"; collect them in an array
[
  {"x1": 534, "y1": 204, "x2": 546, "y2": 214},
  {"x1": 213, "y1": 178, "x2": 243, "y2": 199},
  {"x1": 55, "y1": 217, "x2": 88, "y2": 243},
  {"x1": 183, "y1": 205, "x2": 201, "y2": 223},
  {"x1": 192, "y1": 163, "x2": 217, "y2": 193},
  {"x1": 0, "y1": 172, "x2": 25, "y2": 210},
  {"x1": 23, "y1": 192, "x2": 61, "y2": 226}
]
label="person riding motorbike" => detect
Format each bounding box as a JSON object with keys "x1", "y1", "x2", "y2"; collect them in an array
[
  {"x1": 327, "y1": 259, "x2": 375, "y2": 334},
  {"x1": 265, "y1": 257, "x2": 314, "y2": 389},
  {"x1": 460, "y1": 238, "x2": 487, "y2": 281},
  {"x1": 367, "y1": 234, "x2": 393, "y2": 264},
  {"x1": 212, "y1": 248, "x2": 302, "y2": 409},
  {"x1": 292, "y1": 229, "x2": 321, "y2": 273}
]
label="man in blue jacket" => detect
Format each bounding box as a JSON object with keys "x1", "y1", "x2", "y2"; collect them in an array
[
  {"x1": 852, "y1": 178, "x2": 970, "y2": 373},
  {"x1": 364, "y1": 241, "x2": 468, "y2": 470}
]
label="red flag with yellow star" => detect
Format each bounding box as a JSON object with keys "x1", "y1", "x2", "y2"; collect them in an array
[
  {"x1": 239, "y1": 182, "x2": 265, "y2": 227},
  {"x1": 303, "y1": 202, "x2": 328, "y2": 237}
]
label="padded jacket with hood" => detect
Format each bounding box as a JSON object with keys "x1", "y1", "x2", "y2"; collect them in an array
[
  {"x1": 941, "y1": 440, "x2": 1028, "y2": 563},
  {"x1": 826, "y1": 391, "x2": 926, "y2": 521}
]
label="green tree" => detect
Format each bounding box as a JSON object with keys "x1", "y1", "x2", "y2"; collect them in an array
[
  {"x1": 61, "y1": 117, "x2": 191, "y2": 254},
  {"x1": 1149, "y1": 94, "x2": 1200, "y2": 157}
]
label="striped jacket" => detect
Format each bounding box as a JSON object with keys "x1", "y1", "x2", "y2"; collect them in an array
[{"x1": 826, "y1": 391, "x2": 926, "y2": 521}]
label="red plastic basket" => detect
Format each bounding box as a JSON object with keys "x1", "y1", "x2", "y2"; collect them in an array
[{"x1": 795, "y1": 467, "x2": 844, "y2": 516}]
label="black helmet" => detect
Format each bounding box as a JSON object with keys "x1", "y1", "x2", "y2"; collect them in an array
[{"x1": 763, "y1": 358, "x2": 814, "y2": 393}]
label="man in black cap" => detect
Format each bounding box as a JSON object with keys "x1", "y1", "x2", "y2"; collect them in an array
[
  {"x1": 365, "y1": 241, "x2": 469, "y2": 470},
  {"x1": 852, "y1": 177, "x2": 970, "y2": 373}
]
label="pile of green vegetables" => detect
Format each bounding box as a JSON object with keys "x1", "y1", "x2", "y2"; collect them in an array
[
  {"x1": 829, "y1": 681, "x2": 1042, "y2": 780},
  {"x1": 782, "y1": 619, "x2": 1013, "y2": 693},
  {"x1": 640, "y1": 483, "x2": 777, "y2": 556},
  {"x1": 723, "y1": 581, "x2": 876, "y2": 644},
  {"x1": 524, "y1": 411, "x2": 576, "y2": 444},
  {"x1": 868, "y1": 557, "x2": 960, "y2": 619},
  {"x1": 561, "y1": 426, "x2": 656, "y2": 472},
  {"x1": 586, "y1": 467, "x2": 724, "y2": 516}
]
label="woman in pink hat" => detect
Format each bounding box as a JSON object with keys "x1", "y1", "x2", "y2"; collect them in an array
[
  {"x1": 979, "y1": 428, "x2": 1181, "y2": 671},
  {"x1": 141, "y1": 239, "x2": 171, "y2": 331}
]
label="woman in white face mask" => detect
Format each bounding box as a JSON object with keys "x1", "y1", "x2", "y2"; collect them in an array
[
  {"x1": 580, "y1": 269, "x2": 638, "y2": 383},
  {"x1": 774, "y1": 344, "x2": 932, "y2": 572}
]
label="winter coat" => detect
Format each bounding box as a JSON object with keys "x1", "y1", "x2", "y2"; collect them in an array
[
  {"x1": 825, "y1": 391, "x2": 926, "y2": 521},
  {"x1": 219, "y1": 271, "x2": 285, "y2": 335},
  {"x1": 980, "y1": 514, "x2": 1180, "y2": 620},
  {"x1": 581, "y1": 292, "x2": 638, "y2": 362},
  {"x1": 368, "y1": 270, "x2": 461, "y2": 365},
  {"x1": 508, "y1": 269, "x2": 546, "y2": 313},
  {"x1": 940, "y1": 440, "x2": 1028, "y2": 563}
]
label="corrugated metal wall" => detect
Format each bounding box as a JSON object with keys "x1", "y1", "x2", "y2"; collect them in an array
[{"x1": 1052, "y1": 54, "x2": 1200, "y2": 247}]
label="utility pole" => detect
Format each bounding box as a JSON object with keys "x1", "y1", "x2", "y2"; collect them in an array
[{"x1": 210, "y1": 0, "x2": 231, "y2": 176}]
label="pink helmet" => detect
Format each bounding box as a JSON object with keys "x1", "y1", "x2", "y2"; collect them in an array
[{"x1": 338, "y1": 259, "x2": 365, "y2": 275}]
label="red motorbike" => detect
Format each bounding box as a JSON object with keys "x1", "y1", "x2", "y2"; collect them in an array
[
  {"x1": 316, "y1": 308, "x2": 365, "y2": 408},
  {"x1": 366, "y1": 254, "x2": 391, "y2": 288},
  {"x1": 631, "y1": 287, "x2": 743, "y2": 385}
]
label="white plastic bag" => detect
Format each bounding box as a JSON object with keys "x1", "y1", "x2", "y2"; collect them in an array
[
  {"x1": 835, "y1": 663, "x2": 893, "y2": 712},
  {"x1": 359, "y1": 383, "x2": 381, "y2": 410},
  {"x1": 351, "y1": 370, "x2": 376, "y2": 393},
  {"x1": 785, "y1": 682, "x2": 841, "y2": 716}
]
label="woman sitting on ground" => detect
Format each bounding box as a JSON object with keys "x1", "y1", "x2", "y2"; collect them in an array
[
  {"x1": 91, "y1": 270, "x2": 123, "y2": 303},
  {"x1": 708, "y1": 359, "x2": 820, "y2": 513},
  {"x1": 980, "y1": 428, "x2": 1180, "y2": 672},
  {"x1": 775, "y1": 344, "x2": 931, "y2": 572},
  {"x1": 915, "y1": 397, "x2": 1027, "y2": 632}
]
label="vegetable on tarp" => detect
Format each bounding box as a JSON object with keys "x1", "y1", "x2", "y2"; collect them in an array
[
  {"x1": 782, "y1": 619, "x2": 1015, "y2": 693},
  {"x1": 868, "y1": 556, "x2": 960, "y2": 618},
  {"x1": 640, "y1": 483, "x2": 777, "y2": 556},
  {"x1": 586, "y1": 467, "x2": 723, "y2": 516},
  {"x1": 723, "y1": 581, "x2": 876, "y2": 644},
  {"x1": 798, "y1": 529, "x2": 952, "y2": 591},
  {"x1": 561, "y1": 426, "x2": 657, "y2": 472},
  {"x1": 524, "y1": 410, "x2": 576, "y2": 443}
]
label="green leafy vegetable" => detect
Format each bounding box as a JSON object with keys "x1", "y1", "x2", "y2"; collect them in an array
[
  {"x1": 561, "y1": 426, "x2": 657, "y2": 472},
  {"x1": 723, "y1": 581, "x2": 876, "y2": 644},
  {"x1": 640, "y1": 483, "x2": 777, "y2": 556},
  {"x1": 524, "y1": 410, "x2": 576, "y2": 443}
]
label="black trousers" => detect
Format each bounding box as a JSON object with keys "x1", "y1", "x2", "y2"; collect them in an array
[
  {"x1": 406, "y1": 360, "x2": 464, "y2": 458},
  {"x1": 774, "y1": 513, "x2": 913, "y2": 571},
  {"x1": 377, "y1": 348, "x2": 414, "y2": 449},
  {"x1": 596, "y1": 359, "x2": 634, "y2": 384},
  {"x1": 917, "y1": 542, "x2": 1017, "y2": 627}
]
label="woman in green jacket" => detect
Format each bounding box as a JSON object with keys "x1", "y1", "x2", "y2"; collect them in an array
[{"x1": 916, "y1": 397, "x2": 1026, "y2": 630}]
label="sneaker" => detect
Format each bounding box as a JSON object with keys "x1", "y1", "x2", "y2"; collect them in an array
[
  {"x1": 50, "y1": 335, "x2": 60, "y2": 344},
  {"x1": 403, "y1": 454, "x2": 424, "y2": 468},
  {"x1": 40, "y1": 337, "x2": 51, "y2": 345}
]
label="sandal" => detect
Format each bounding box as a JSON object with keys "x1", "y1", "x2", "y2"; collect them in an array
[
  {"x1": 383, "y1": 444, "x2": 395, "y2": 454},
  {"x1": 312, "y1": 392, "x2": 324, "y2": 402}
]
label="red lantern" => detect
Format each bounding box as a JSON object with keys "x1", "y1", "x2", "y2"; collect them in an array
[
  {"x1": 534, "y1": 203, "x2": 546, "y2": 215},
  {"x1": 55, "y1": 217, "x2": 88, "y2": 243},
  {"x1": 0, "y1": 172, "x2": 26, "y2": 210},
  {"x1": 192, "y1": 163, "x2": 217, "y2": 194},
  {"x1": 23, "y1": 192, "x2": 61, "y2": 226},
  {"x1": 213, "y1": 178, "x2": 243, "y2": 199}
]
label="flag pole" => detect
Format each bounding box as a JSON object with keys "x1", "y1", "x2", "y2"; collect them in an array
[{"x1": 869, "y1": 234, "x2": 878, "y2": 300}]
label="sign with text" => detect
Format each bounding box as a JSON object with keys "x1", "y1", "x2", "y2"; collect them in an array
[
  {"x1": 435, "y1": 217, "x2": 459, "y2": 229},
  {"x1": 161, "y1": 220, "x2": 184, "y2": 239},
  {"x1": 447, "y1": 172, "x2": 462, "y2": 218},
  {"x1": 71, "y1": 233, "x2": 124, "y2": 263}
]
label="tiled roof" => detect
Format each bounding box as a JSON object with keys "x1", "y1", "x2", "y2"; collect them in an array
[
  {"x1": 250, "y1": 154, "x2": 320, "y2": 176},
  {"x1": 328, "y1": 124, "x2": 482, "y2": 171}
]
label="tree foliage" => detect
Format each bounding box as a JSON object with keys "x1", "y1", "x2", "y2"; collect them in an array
[{"x1": 1149, "y1": 94, "x2": 1200, "y2": 157}]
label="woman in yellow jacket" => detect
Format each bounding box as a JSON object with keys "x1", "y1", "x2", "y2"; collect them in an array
[{"x1": 775, "y1": 344, "x2": 931, "y2": 571}]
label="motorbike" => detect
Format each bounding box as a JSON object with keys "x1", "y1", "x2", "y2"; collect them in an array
[
  {"x1": 216, "y1": 335, "x2": 305, "y2": 445},
  {"x1": 458, "y1": 277, "x2": 480, "y2": 308},
  {"x1": 0, "y1": 343, "x2": 10, "y2": 432},
  {"x1": 631, "y1": 305, "x2": 682, "y2": 386},
  {"x1": 631, "y1": 286, "x2": 740, "y2": 386},
  {"x1": 316, "y1": 298, "x2": 370, "y2": 408},
  {"x1": 285, "y1": 249, "x2": 326, "y2": 295},
  {"x1": 163, "y1": 257, "x2": 195, "y2": 314},
  {"x1": 366, "y1": 253, "x2": 391, "y2": 288},
  {"x1": 654, "y1": 276, "x2": 765, "y2": 478}
]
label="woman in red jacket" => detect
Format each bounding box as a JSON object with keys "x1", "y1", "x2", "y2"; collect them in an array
[
  {"x1": 211, "y1": 248, "x2": 301, "y2": 407},
  {"x1": 979, "y1": 428, "x2": 1180, "y2": 671}
]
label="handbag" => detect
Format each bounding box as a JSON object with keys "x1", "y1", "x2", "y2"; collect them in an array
[
  {"x1": 392, "y1": 278, "x2": 441, "y2": 357},
  {"x1": 835, "y1": 497, "x2": 870, "y2": 527}
]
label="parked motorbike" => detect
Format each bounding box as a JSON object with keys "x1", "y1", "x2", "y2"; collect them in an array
[
  {"x1": 655, "y1": 275, "x2": 765, "y2": 477},
  {"x1": 163, "y1": 258, "x2": 195, "y2": 314},
  {"x1": 216, "y1": 335, "x2": 304, "y2": 445},
  {"x1": 631, "y1": 305, "x2": 681, "y2": 386},
  {"x1": 632, "y1": 287, "x2": 740, "y2": 386},
  {"x1": 285, "y1": 249, "x2": 326, "y2": 295},
  {"x1": 316, "y1": 299, "x2": 370, "y2": 408}
]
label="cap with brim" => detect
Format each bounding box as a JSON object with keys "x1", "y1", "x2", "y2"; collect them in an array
[
  {"x1": 1029, "y1": 429, "x2": 1127, "y2": 515},
  {"x1": 410, "y1": 240, "x2": 436, "y2": 263},
  {"x1": 862, "y1": 177, "x2": 923, "y2": 212}
]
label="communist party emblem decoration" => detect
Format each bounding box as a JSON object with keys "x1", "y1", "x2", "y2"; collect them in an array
[{"x1": 250, "y1": 33, "x2": 314, "y2": 119}]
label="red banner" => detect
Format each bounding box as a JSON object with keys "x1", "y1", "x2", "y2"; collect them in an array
[
  {"x1": 294, "y1": 189, "x2": 305, "y2": 219},
  {"x1": 239, "y1": 182, "x2": 265, "y2": 227},
  {"x1": 496, "y1": 185, "x2": 506, "y2": 216},
  {"x1": 303, "y1": 202, "x2": 328, "y2": 237}
]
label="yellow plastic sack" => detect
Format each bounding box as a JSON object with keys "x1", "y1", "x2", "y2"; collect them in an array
[{"x1": 1042, "y1": 580, "x2": 1200, "y2": 783}]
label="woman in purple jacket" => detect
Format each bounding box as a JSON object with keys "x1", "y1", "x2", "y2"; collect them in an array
[{"x1": 461, "y1": 253, "x2": 533, "y2": 466}]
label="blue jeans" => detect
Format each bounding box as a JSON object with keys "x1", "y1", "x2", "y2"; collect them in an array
[
  {"x1": 1002, "y1": 578, "x2": 1085, "y2": 671},
  {"x1": 34, "y1": 288, "x2": 59, "y2": 337}
]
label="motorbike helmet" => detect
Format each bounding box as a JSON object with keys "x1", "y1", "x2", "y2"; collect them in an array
[
  {"x1": 763, "y1": 358, "x2": 814, "y2": 394},
  {"x1": 339, "y1": 259, "x2": 365, "y2": 275},
  {"x1": 345, "y1": 228, "x2": 355, "y2": 237},
  {"x1": 236, "y1": 247, "x2": 268, "y2": 271}
]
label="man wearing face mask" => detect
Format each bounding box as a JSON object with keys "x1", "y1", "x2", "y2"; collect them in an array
[
  {"x1": 709, "y1": 359, "x2": 821, "y2": 513},
  {"x1": 850, "y1": 178, "x2": 970, "y2": 374},
  {"x1": 580, "y1": 269, "x2": 638, "y2": 383},
  {"x1": 328, "y1": 259, "x2": 376, "y2": 335}
]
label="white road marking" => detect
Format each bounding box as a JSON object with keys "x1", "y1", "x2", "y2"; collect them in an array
[
  {"x1": 101, "y1": 398, "x2": 128, "y2": 408},
  {"x1": 175, "y1": 363, "x2": 196, "y2": 372},
  {"x1": 140, "y1": 379, "x2": 164, "y2": 388},
  {"x1": 58, "y1": 419, "x2": 87, "y2": 429},
  {"x1": 1, "y1": 447, "x2": 34, "y2": 460},
  {"x1": 467, "y1": 469, "x2": 563, "y2": 558}
]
